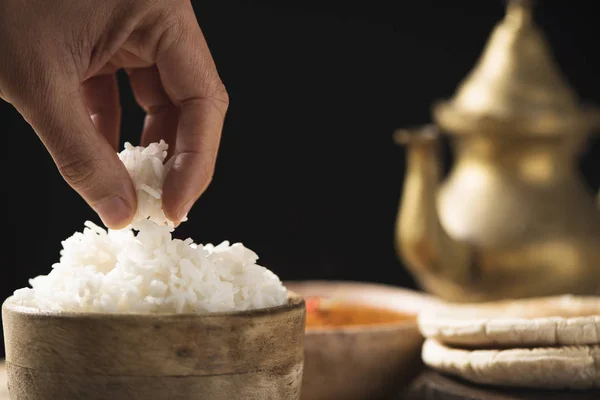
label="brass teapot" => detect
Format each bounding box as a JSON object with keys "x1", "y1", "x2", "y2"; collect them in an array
[{"x1": 395, "y1": 0, "x2": 600, "y2": 302}]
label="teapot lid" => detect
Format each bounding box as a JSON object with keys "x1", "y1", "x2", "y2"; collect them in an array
[{"x1": 433, "y1": 0, "x2": 600, "y2": 136}]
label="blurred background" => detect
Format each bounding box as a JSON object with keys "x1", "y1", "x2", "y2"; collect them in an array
[{"x1": 3, "y1": 1, "x2": 600, "y2": 357}]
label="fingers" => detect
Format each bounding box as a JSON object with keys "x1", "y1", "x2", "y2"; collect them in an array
[
  {"x1": 126, "y1": 66, "x2": 179, "y2": 148},
  {"x1": 24, "y1": 76, "x2": 136, "y2": 229},
  {"x1": 82, "y1": 73, "x2": 121, "y2": 151},
  {"x1": 155, "y1": 5, "x2": 229, "y2": 222}
]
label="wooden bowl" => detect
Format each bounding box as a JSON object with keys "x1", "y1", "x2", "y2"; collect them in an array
[
  {"x1": 285, "y1": 281, "x2": 441, "y2": 400},
  {"x1": 2, "y1": 292, "x2": 305, "y2": 400}
]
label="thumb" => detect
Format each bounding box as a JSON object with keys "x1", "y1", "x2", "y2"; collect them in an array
[{"x1": 21, "y1": 78, "x2": 136, "y2": 229}]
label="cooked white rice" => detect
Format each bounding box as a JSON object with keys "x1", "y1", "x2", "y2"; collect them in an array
[
  {"x1": 118, "y1": 140, "x2": 186, "y2": 230},
  {"x1": 11, "y1": 142, "x2": 288, "y2": 313}
]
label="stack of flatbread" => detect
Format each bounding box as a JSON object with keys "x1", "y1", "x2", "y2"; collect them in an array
[{"x1": 418, "y1": 295, "x2": 600, "y2": 389}]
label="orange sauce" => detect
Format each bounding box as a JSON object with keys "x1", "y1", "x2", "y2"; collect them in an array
[{"x1": 305, "y1": 296, "x2": 415, "y2": 328}]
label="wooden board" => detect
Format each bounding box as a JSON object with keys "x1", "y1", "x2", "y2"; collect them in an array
[
  {"x1": 1, "y1": 361, "x2": 7, "y2": 400},
  {"x1": 401, "y1": 370, "x2": 600, "y2": 400}
]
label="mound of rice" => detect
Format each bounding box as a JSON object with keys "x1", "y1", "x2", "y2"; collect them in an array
[{"x1": 11, "y1": 141, "x2": 288, "y2": 313}]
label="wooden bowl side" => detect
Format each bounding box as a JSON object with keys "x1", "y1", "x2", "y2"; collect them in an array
[
  {"x1": 5, "y1": 363, "x2": 304, "y2": 400},
  {"x1": 2, "y1": 293, "x2": 305, "y2": 400},
  {"x1": 0, "y1": 362, "x2": 7, "y2": 400}
]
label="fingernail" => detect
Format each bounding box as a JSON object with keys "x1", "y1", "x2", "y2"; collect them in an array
[
  {"x1": 177, "y1": 198, "x2": 195, "y2": 222},
  {"x1": 93, "y1": 196, "x2": 132, "y2": 229}
]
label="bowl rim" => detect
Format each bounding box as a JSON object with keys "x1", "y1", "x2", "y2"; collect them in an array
[
  {"x1": 1, "y1": 291, "x2": 304, "y2": 320},
  {"x1": 284, "y1": 279, "x2": 440, "y2": 335}
]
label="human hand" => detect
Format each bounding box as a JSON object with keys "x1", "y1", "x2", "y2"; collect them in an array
[{"x1": 0, "y1": 0, "x2": 228, "y2": 228}]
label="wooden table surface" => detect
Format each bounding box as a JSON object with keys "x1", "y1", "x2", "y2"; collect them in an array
[{"x1": 402, "y1": 370, "x2": 600, "y2": 400}]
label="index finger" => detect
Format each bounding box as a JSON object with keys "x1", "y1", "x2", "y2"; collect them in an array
[{"x1": 156, "y1": 3, "x2": 229, "y2": 222}]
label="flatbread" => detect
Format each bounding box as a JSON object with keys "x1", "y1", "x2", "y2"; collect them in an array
[
  {"x1": 418, "y1": 295, "x2": 600, "y2": 347},
  {"x1": 422, "y1": 338, "x2": 600, "y2": 390}
]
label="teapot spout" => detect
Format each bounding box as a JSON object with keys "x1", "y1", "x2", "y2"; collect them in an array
[{"x1": 394, "y1": 125, "x2": 474, "y2": 299}]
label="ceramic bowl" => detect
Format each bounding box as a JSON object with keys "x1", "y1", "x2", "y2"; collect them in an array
[{"x1": 285, "y1": 280, "x2": 441, "y2": 400}]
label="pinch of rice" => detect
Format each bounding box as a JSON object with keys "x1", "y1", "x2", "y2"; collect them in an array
[{"x1": 117, "y1": 140, "x2": 188, "y2": 231}]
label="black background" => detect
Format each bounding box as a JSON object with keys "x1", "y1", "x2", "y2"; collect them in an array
[{"x1": 2, "y1": 1, "x2": 600, "y2": 357}]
